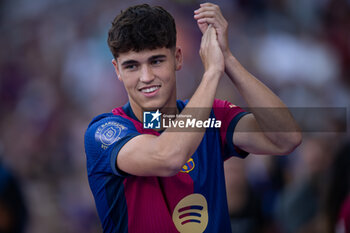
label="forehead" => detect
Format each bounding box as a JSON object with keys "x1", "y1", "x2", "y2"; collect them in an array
[{"x1": 117, "y1": 47, "x2": 172, "y2": 63}]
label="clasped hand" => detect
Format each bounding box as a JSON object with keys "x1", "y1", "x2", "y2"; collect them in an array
[
  {"x1": 199, "y1": 25, "x2": 224, "y2": 75},
  {"x1": 196, "y1": 3, "x2": 228, "y2": 76}
]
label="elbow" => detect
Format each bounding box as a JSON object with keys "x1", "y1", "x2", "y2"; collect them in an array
[
  {"x1": 158, "y1": 158, "x2": 183, "y2": 177},
  {"x1": 160, "y1": 155, "x2": 183, "y2": 177},
  {"x1": 163, "y1": 165, "x2": 182, "y2": 177},
  {"x1": 290, "y1": 131, "x2": 303, "y2": 151},
  {"x1": 279, "y1": 131, "x2": 302, "y2": 155},
  {"x1": 155, "y1": 146, "x2": 185, "y2": 177}
]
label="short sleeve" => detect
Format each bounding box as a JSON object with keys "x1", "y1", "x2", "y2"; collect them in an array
[
  {"x1": 84, "y1": 114, "x2": 141, "y2": 177},
  {"x1": 213, "y1": 99, "x2": 250, "y2": 160}
]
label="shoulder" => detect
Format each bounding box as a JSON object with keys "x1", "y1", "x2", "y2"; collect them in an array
[
  {"x1": 213, "y1": 99, "x2": 238, "y2": 108},
  {"x1": 212, "y1": 99, "x2": 247, "y2": 119},
  {"x1": 87, "y1": 112, "x2": 136, "y2": 130},
  {"x1": 85, "y1": 112, "x2": 139, "y2": 149}
]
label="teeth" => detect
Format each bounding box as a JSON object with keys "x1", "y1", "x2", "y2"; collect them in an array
[{"x1": 141, "y1": 86, "x2": 159, "y2": 93}]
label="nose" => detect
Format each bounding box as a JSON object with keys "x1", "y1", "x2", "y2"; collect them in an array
[{"x1": 140, "y1": 65, "x2": 155, "y2": 83}]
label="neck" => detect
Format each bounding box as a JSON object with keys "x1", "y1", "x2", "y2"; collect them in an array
[{"x1": 129, "y1": 100, "x2": 179, "y2": 123}]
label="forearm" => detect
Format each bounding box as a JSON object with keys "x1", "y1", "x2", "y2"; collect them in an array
[
  {"x1": 225, "y1": 53, "x2": 284, "y2": 107},
  {"x1": 225, "y1": 52, "x2": 300, "y2": 148},
  {"x1": 155, "y1": 71, "x2": 221, "y2": 172}
]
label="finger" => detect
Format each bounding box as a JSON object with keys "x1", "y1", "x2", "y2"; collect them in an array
[
  {"x1": 197, "y1": 17, "x2": 214, "y2": 24},
  {"x1": 202, "y1": 24, "x2": 212, "y2": 43},
  {"x1": 200, "y1": 2, "x2": 218, "y2": 8},
  {"x1": 197, "y1": 21, "x2": 208, "y2": 34},
  {"x1": 208, "y1": 25, "x2": 217, "y2": 40},
  {"x1": 205, "y1": 25, "x2": 215, "y2": 41},
  {"x1": 194, "y1": 6, "x2": 218, "y2": 15},
  {"x1": 202, "y1": 24, "x2": 211, "y2": 37},
  {"x1": 206, "y1": 27, "x2": 220, "y2": 51},
  {"x1": 194, "y1": 11, "x2": 216, "y2": 19},
  {"x1": 197, "y1": 18, "x2": 220, "y2": 32},
  {"x1": 194, "y1": 8, "x2": 226, "y2": 26},
  {"x1": 204, "y1": 24, "x2": 212, "y2": 39},
  {"x1": 200, "y1": 26, "x2": 210, "y2": 53}
]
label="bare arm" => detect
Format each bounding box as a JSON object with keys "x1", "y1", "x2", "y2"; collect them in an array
[
  {"x1": 194, "y1": 3, "x2": 302, "y2": 155},
  {"x1": 225, "y1": 55, "x2": 301, "y2": 154},
  {"x1": 117, "y1": 26, "x2": 225, "y2": 177}
]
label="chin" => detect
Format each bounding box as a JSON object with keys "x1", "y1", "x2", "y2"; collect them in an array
[{"x1": 141, "y1": 100, "x2": 165, "y2": 111}]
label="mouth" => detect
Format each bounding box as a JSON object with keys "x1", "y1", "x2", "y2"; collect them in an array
[{"x1": 139, "y1": 85, "x2": 161, "y2": 94}]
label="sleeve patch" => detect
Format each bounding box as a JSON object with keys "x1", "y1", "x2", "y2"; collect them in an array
[{"x1": 94, "y1": 121, "x2": 128, "y2": 150}]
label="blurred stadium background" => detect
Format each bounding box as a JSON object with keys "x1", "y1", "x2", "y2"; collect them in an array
[{"x1": 0, "y1": 0, "x2": 349, "y2": 232}]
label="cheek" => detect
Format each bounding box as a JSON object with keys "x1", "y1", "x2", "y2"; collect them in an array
[
  {"x1": 121, "y1": 75, "x2": 138, "y2": 89},
  {"x1": 160, "y1": 66, "x2": 176, "y2": 83}
]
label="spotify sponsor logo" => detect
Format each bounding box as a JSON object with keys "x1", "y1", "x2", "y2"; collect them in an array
[{"x1": 172, "y1": 194, "x2": 208, "y2": 233}]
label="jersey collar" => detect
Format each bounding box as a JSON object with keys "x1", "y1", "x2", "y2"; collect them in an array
[{"x1": 122, "y1": 100, "x2": 186, "y2": 123}]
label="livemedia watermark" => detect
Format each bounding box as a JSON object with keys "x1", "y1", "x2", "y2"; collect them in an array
[{"x1": 142, "y1": 107, "x2": 347, "y2": 132}]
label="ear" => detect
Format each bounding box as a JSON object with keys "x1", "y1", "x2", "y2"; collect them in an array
[
  {"x1": 112, "y1": 59, "x2": 122, "y2": 81},
  {"x1": 174, "y1": 47, "x2": 183, "y2": 71}
]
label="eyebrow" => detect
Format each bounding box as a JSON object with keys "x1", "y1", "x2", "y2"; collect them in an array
[
  {"x1": 121, "y1": 60, "x2": 138, "y2": 67},
  {"x1": 149, "y1": 55, "x2": 166, "y2": 60},
  {"x1": 121, "y1": 54, "x2": 167, "y2": 67}
]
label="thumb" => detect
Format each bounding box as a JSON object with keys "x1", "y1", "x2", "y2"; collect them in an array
[{"x1": 197, "y1": 21, "x2": 208, "y2": 34}]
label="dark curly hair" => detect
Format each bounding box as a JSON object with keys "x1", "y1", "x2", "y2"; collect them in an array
[{"x1": 107, "y1": 4, "x2": 177, "y2": 58}]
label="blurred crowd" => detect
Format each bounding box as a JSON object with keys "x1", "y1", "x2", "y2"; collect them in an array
[{"x1": 0, "y1": 0, "x2": 349, "y2": 232}]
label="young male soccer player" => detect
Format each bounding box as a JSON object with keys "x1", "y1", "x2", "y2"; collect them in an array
[{"x1": 84, "y1": 3, "x2": 302, "y2": 233}]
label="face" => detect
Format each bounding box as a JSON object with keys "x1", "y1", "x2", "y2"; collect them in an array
[{"x1": 113, "y1": 47, "x2": 182, "y2": 119}]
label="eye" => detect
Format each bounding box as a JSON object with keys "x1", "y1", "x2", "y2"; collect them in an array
[
  {"x1": 151, "y1": 59, "x2": 163, "y2": 65},
  {"x1": 125, "y1": 64, "x2": 137, "y2": 70}
]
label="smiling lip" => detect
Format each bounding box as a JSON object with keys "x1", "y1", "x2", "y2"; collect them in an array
[{"x1": 139, "y1": 85, "x2": 161, "y2": 97}]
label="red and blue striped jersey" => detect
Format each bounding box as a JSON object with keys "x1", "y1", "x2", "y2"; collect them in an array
[{"x1": 84, "y1": 99, "x2": 249, "y2": 233}]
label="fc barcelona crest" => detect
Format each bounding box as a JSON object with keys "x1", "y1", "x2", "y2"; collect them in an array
[{"x1": 181, "y1": 158, "x2": 195, "y2": 173}]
